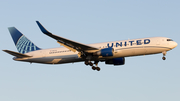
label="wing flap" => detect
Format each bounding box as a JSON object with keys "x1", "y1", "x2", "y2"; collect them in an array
[
  {"x1": 3, "y1": 50, "x2": 32, "y2": 58},
  {"x1": 57, "y1": 41, "x2": 77, "y2": 52},
  {"x1": 36, "y1": 21, "x2": 99, "y2": 52}
]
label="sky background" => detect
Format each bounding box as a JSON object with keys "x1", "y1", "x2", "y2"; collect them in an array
[{"x1": 0, "y1": 0, "x2": 180, "y2": 101}]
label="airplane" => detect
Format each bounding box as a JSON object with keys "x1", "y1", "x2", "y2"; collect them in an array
[{"x1": 3, "y1": 21, "x2": 178, "y2": 71}]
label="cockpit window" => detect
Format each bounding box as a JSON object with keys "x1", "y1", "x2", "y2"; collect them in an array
[{"x1": 167, "y1": 39, "x2": 173, "y2": 41}]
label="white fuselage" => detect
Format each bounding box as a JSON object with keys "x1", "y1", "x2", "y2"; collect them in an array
[{"x1": 14, "y1": 37, "x2": 177, "y2": 64}]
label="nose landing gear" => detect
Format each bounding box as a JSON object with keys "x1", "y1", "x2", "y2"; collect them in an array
[{"x1": 162, "y1": 51, "x2": 166, "y2": 60}]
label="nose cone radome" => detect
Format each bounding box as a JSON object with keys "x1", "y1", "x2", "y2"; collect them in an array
[{"x1": 171, "y1": 41, "x2": 178, "y2": 49}]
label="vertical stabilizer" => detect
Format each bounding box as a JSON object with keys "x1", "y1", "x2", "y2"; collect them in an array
[{"x1": 8, "y1": 27, "x2": 41, "y2": 54}]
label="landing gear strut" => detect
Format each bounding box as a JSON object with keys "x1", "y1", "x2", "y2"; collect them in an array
[
  {"x1": 162, "y1": 51, "x2": 166, "y2": 60},
  {"x1": 94, "y1": 61, "x2": 100, "y2": 71}
]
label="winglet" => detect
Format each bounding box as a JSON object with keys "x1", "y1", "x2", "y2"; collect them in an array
[{"x1": 36, "y1": 21, "x2": 52, "y2": 35}]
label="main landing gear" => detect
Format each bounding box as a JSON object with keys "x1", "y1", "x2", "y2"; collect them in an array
[
  {"x1": 162, "y1": 51, "x2": 166, "y2": 60},
  {"x1": 85, "y1": 60, "x2": 100, "y2": 71}
]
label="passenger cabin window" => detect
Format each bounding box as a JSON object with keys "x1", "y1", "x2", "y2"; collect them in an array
[{"x1": 167, "y1": 39, "x2": 173, "y2": 41}]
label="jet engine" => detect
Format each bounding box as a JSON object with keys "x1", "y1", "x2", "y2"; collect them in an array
[
  {"x1": 94, "y1": 47, "x2": 114, "y2": 57},
  {"x1": 105, "y1": 57, "x2": 125, "y2": 65}
]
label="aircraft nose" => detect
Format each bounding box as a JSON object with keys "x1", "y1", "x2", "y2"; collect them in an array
[
  {"x1": 174, "y1": 42, "x2": 178, "y2": 47},
  {"x1": 172, "y1": 41, "x2": 178, "y2": 49}
]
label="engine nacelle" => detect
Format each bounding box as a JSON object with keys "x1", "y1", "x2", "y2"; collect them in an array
[
  {"x1": 105, "y1": 57, "x2": 125, "y2": 65},
  {"x1": 94, "y1": 47, "x2": 114, "y2": 57}
]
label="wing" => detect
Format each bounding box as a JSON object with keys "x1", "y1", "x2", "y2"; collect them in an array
[{"x1": 36, "y1": 21, "x2": 99, "y2": 53}]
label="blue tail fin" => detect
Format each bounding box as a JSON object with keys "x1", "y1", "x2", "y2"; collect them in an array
[{"x1": 8, "y1": 27, "x2": 41, "y2": 54}]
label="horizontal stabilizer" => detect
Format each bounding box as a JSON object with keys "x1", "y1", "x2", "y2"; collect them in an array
[{"x1": 3, "y1": 50, "x2": 32, "y2": 58}]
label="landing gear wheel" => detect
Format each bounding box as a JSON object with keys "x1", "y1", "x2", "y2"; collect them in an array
[
  {"x1": 162, "y1": 57, "x2": 166, "y2": 60},
  {"x1": 92, "y1": 66, "x2": 96, "y2": 70},
  {"x1": 89, "y1": 62, "x2": 93, "y2": 66},
  {"x1": 85, "y1": 61, "x2": 89, "y2": 65},
  {"x1": 96, "y1": 67, "x2": 100, "y2": 71}
]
